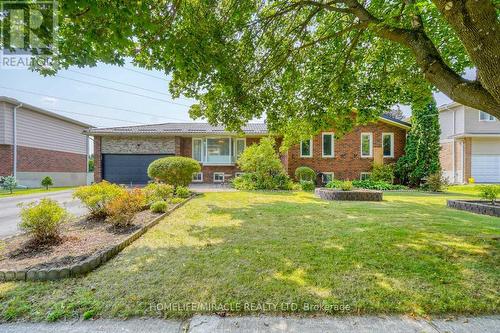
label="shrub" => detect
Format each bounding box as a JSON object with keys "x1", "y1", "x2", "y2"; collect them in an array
[
  {"x1": 73, "y1": 181, "x2": 125, "y2": 218},
  {"x1": 1, "y1": 176, "x2": 17, "y2": 194},
  {"x1": 421, "y1": 171, "x2": 448, "y2": 192},
  {"x1": 175, "y1": 186, "x2": 191, "y2": 198},
  {"x1": 300, "y1": 180, "x2": 315, "y2": 191},
  {"x1": 325, "y1": 179, "x2": 344, "y2": 189},
  {"x1": 41, "y1": 176, "x2": 54, "y2": 190},
  {"x1": 479, "y1": 185, "x2": 500, "y2": 205},
  {"x1": 150, "y1": 200, "x2": 168, "y2": 213},
  {"x1": 352, "y1": 179, "x2": 408, "y2": 191},
  {"x1": 340, "y1": 181, "x2": 353, "y2": 191},
  {"x1": 143, "y1": 183, "x2": 174, "y2": 205},
  {"x1": 19, "y1": 198, "x2": 70, "y2": 242},
  {"x1": 170, "y1": 197, "x2": 185, "y2": 205},
  {"x1": 147, "y1": 157, "x2": 201, "y2": 188},
  {"x1": 295, "y1": 166, "x2": 316, "y2": 182},
  {"x1": 106, "y1": 189, "x2": 146, "y2": 227},
  {"x1": 370, "y1": 164, "x2": 394, "y2": 183}
]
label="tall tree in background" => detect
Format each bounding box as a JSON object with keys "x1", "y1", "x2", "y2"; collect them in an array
[{"x1": 396, "y1": 96, "x2": 441, "y2": 186}]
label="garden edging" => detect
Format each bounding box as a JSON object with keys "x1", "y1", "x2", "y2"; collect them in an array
[
  {"x1": 447, "y1": 199, "x2": 500, "y2": 217},
  {"x1": 0, "y1": 195, "x2": 196, "y2": 282}
]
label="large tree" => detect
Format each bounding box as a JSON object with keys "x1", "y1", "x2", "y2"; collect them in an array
[{"x1": 19, "y1": 1, "x2": 500, "y2": 140}]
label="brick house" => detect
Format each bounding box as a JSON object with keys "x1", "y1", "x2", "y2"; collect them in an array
[
  {"x1": 0, "y1": 97, "x2": 91, "y2": 187},
  {"x1": 86, "y1": 115, "x2": 409, "y2": 185}
]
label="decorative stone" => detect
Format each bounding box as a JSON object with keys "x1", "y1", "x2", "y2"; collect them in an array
[
  {"x1": 315, "y1": 188, "x2": 383, "y2": 201},
  {"x1": 15, "y1": 270, "x2": 26, "y2": 281},
  {"x1": 70, "y1": 264, "x2": 83, "y2": 276},
  {"x1": 59, "y1": 267, "x2": 70, "y2": 279},
  {"x1": 47, "y1": 269, "x2": 60, "y2": 281},
  {"x1": 4, "y1": 271, "x2": 16, "y2": 281},
  {"x1": 26, "y1": 269, "x2": 37, "y2": 281},
  {"x1": 447, "y1": 200, "x2": 500, "y2": 217},
  {"x1": 36, "y1": 269, "x2": 49, "y2": 280},
  {"x1": 0, "y1": 271, "x2": 5, "y2": 281}
]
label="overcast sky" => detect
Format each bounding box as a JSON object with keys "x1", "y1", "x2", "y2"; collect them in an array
[{"x1": 0, "y1": 60, "x2": 461, "y2": 129}]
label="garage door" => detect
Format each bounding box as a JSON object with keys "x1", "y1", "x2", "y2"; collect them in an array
[
  {"x1": 472, "y1": 155, "x2": 500, "y2": 183},
  {"x1": 102, "y1": 154, "x2": 171, "y2": 185}
]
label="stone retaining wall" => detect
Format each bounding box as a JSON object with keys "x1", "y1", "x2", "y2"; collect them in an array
[
  {"x1": 447, "y1": 200, "x2": 500, "y2": 217},
  {"x1": 0, "y1": 195, "x2": 195, "y2": 282},
  {"x1": 315, "y1": 188, "x2": 383, "y2": 201}
]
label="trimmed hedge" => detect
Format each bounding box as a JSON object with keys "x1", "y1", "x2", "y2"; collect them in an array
[
  {"x1": 295, "y1": 166, "x2": 316, "y2": 181},
  {"x1": 148, "y1": 157, "x2": 201, "y2": 187}
]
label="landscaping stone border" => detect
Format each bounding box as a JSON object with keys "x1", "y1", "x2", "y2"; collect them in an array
[
  {"x1": 0, "y1": 195, "x2": 196, "y2": 282},
  {"x1": 315, "y1": 188, "x2": 383, "y2": 201},
  {"x1": 447, "y1": 200, "x2": 500, "y2": 217}
]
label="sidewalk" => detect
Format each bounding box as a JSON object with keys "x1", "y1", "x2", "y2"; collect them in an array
[{"x1": 1, "y1": 315, "x2": 498, "y2": 333}]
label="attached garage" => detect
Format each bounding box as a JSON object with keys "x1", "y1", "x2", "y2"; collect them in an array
[
  {"x1": 472, "y1": 155, "x2": 500, "y2": 183},
  {"x1": 102, "y1": 154, "x2": 171, "y2": 185}
]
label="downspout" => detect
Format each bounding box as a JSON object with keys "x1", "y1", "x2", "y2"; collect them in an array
[{"x1": 12, "y1": 103, "x2": 23, "y2": 180}]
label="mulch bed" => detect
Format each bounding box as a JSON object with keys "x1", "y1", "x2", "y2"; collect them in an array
[{"x1": 0, "y1": 210, "x2": 165, "y2": 272}]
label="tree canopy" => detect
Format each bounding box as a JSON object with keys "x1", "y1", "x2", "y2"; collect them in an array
[{"x1": 27, "y1": 1, "x2": 500, "y2": 140}]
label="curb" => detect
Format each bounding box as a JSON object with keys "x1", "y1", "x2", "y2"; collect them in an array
[{"x1": 0, "y1": 195, "x2": 196, "y2": 282}]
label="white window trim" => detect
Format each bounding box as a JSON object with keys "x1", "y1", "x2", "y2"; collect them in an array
[
  {"x1": 360, "y1": 133, "x2": 373, "y2": 158},
  {"x1": 235, "y1": 172, "x2": 245, "y2": 177},
  {"x1": 192, "y1": 172, "x2": 203, "y2": 182},
  {"x1": 192, "y1": 138, "x2": 203, "y2": 162},
  {"x1": 213, "y1": 172, "x2": 225, "y2": 183},
  {"x1": 382, "y1": 132, "x2": 394, "y2": 158},
  {"x1": 322, "y1": 172, "x2": 334, "y2": 183},
  {"x1": 300, "y1": 138, "x2": 313, "y2": 158},
  {"x1": 360, "y1": 172, "x2": 371, "y2": 180},
  {"x1": 204, "y1": 137, "x2": 233, "y2": 166},
  {"x1": 235, "y1": 138, "x2": 246, "y2": 157},
  {"x1": 322, "y1": 132, "x2": 335, "y2": 158},
  {"x1": 479, "y1": 111, "x2": 496, "y2": 122}
]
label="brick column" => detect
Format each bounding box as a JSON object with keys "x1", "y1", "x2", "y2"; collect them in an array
[
  {"x1": 0, "y1": 144, "x2": 13, "y2": 176},
  {"x1": 175, "y1": 136, "x2": 181, "y2": 156},
  {"x1": 463, "y1": 137, "x2": 472, "y2": 183},
  {"x1": 94, "y1": 136, "x2": 102, "y2": 182}
]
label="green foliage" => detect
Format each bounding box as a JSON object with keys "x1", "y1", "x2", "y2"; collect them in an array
[
  {"x1": 41, "y1": 176, "x2": 54, "y2": 190},
  {"x1": 106, "y1": 189, "x2": 146, "y2": 227},
  {"x1": 370, "y1": 164, "x2": 394, "y2": 183},
  {"x1": 148, "y1": 157, "x2": 201, "y2": 188},
  {"x1": 340, "y1": 181, "x2": 353, "y2": 191},
  {"x1": 234, "y1": 137, "x2": 293, "y2": 190},
  {"x1": 88, "y1": 159, "x2": 94, "y2": 172},
  {"x1": 295, "y1": 166, "x2": 316, "y2": 182},
  {"x1": 143, "y1": 183, "x2": 174, "y2": 205},
  {"x1": 396, "y1": 97, "x2": 441, "y2": 186},
  {"x1": 150, "y1": 200, "x2": 169, "y2": 213},
  {"x1": 1, "y1": 176, "x2": 17, "y2": 194},
  {"x1": 73, "y1": 181, "x2": 125, "y2": 218},
  {"x1": 175, "y1": 186, "x2": 191, "y2": 198},
  {"x1": 352, "y1": 180, "x2": 408, "y2": 191},
  {"x1": 421, "y1": 171, "x2": 448, "y2": 192},
  {"x1": 19, "y1": 198, "x2": 70, "y2": 242},
  {"x1": 478, "y1": 185, "x2": 500, "y2": 204},
  {"x1": 325, "y1": 179, "x2": 344, "y2": 189},
  {"x1": 300, "y1": 180, "x2": 315, "y2": 192},
  {"x1": 170, "y1": 197, "x2": 185, "y2": 205}
]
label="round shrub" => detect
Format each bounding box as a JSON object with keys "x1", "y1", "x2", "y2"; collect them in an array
[
  {"x1": 300, "y1": 180, "x2": 315, "y2": 191},
  {"x1": 340, "y1": 181, "x2": 353, "y2": 191},
  {"x1": 73, "y1": 181, "x2": 125, "y2": 218},
  {"x1": 19, "y1": 198, "x2": 70, "y2": 243},
  {"x1": 147, "y1": 157, "x2": 201, "y2": 187},
  {"x1": 150, "y1": 200, "x2": 168, "y2": 213},
  {"x1": 175, "y1": 186, "x2": 191, "y2": 198},
  {"x1": 144, "y1": 183, "x2": 174, "y2": 205},
  {"x1": 295, "y1": 166, "x2": 316, "y2": 181}
]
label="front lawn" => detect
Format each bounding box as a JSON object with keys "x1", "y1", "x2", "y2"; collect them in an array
[
  {"x1": 0, "y1": 187, "x2": 74, "y2": 198},
  {"x1": 0, "y1": 190, "x2": 498, "y2": 321}
]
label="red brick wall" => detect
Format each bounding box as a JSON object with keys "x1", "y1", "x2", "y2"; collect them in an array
[
  {"x1": 17, "y1": 146, "x2": 87, "y2": 173},
  {"x1": 94, "y1": 136, "x2": 102, "y2": 182},
  {"x1": 0, "y1": 144, "x2": 13, "y2": 176},
  {"x1": 285, "y1": 122, "x2": 407, "y2": 180}
]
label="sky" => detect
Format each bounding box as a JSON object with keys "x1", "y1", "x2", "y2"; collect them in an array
[{"x1": 0, "y1": 60, "x2": 459, "y2": 129}]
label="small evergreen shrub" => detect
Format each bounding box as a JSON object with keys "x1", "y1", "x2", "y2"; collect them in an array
[
  {"x1": 479, "y1": 185, "x2": 500, "y2": 205},
  {"x1": 106, "y1": 189, "x2": 146, "y2": 227},
  {"x1": 41, "y1": 176, "x2": 54, "y2": 190},
  {"x1": 421, "y1": 171, "x2": 448, "y2": 192},
  {"x1": 341, "y1": 181, "x2": 353, "y2": 191},
  {"x1": 150, "y1": 200, "x2": 168, "y2": 213},
  {"x1": 73, "y1": 181, "x2": 125, "y2": 218},
  {"x1": 300, "y1": 180, "x2": 315, "y2": 191},
  {"x1": 370, "y1": 164, "x2": 394, "y2": 183},
  {"x1": 175, "y1": 186, "x2": 191, "y2": 198},
  {"x1": 19, "y1": 198, "x2": 70, "y2": 242},
  {"x1": 143, "y1": 183, "x2": 174, "y2": 205},
  {"x1": 295, "y1": 166, "x2": 316, "y2": 181},
  {"x1": 1, "y1": 176, "x2": 17, "y2": 194},
  {"x1": 147, "y1": 157, "x2": 201, "y2": 187},
  {"x1": 170, "y1": 197, "x2": 185, "y2": 205},
  {"x1": 325, "y1": 179, "x2": 344, "y2": 189}
]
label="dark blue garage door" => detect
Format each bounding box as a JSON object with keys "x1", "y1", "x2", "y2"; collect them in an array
[{"x1": 102, "y1": 154, "x2": 171, "y2": 185}]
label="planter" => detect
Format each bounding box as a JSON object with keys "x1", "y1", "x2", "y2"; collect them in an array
[
  {"x1": 447, "y1": 200, "x2": 500, "y2": 217},
  {"x1": 315, "y1": 188, "x2": 383, "y2": 201}
]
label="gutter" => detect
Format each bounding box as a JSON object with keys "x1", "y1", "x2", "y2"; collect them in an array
[{"x1": 13, "y1": 103, "x2": 22, "y2": 180}]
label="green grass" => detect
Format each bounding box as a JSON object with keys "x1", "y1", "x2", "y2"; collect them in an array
[
  {"x1": 0, "y1": 187, "x2": 74, "y2": 198},
  {"x1": 0, "y1": 190, "x2": 498, "y2": 321}
]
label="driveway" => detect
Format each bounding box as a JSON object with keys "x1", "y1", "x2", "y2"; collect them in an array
[{"x1": 0, "y1": 190, "x2": 87, "y2": 239}]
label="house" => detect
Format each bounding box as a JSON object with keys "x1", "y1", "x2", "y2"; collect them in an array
[
  {"x1": 439, "y1": 102, "x2": 500, "y2": 183},
  {"x1": 0, "y1": 97, "x2": 91, "y2": 187},
  {"x1": 86, "y1": 115, "x2": 409, "y2": 185}
]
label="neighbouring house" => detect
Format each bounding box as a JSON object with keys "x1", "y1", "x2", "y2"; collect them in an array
[
  {"x1": 0, "y1": 97, "x2": 92, "y2": 187},
  {"x1": 86, "y1": 115, "x2": 409, "y2": 185},
  {"x1": 439, "y1": 102, "x2": 500, "y2": 184}
]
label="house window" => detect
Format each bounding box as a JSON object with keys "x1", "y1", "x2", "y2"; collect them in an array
[
  {"x1": 300, "y1": 138, "x2": 313, "y2": 157},
  {"x1": 322, "y1": 133, "x2": 334, "y2": 157},
  {"x1": 213, "y1": 172, "x2": 225, "y2": 183},
  {"x1": 235, "y1": 138, "x2": 246, "y2": 158},
  {"x1": 192, "y1": 138, "x2": 203, "y2": 162},
  {"x1": 322, "y1": 172, "x2": 334, "y2": 184},
  {"x1": 207, "y1": 138, "x2": 231, "y2": 164},
  {"x1": 479, "y1": 111, "x2": 496, "y2": 121},
  {"x1": 360, "y1": 172, "x2": 371, "y2": 180},
  {"x1": 235, "y1": 172, "x2": 245, "y2": 177},
  {"x1": 382, "y1": 133, "x2": 394, "y2": 158},
  {"x1": 360, "y1": 133, "x2": 373, "y2": 157},
  {"x1": 192, "y1": 172, "x2": 203, "y2": 182}
]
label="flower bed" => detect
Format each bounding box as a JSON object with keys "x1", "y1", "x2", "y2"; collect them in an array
[
  {"x1": 447, "y1": 200, "x2": 500, "y2": 217},
  {"x1": 0, "y1": 195, "x2": 194, "y2": 282},
  {"x1": 315, "y1": 188, "x2": 383, "y2": 201}
]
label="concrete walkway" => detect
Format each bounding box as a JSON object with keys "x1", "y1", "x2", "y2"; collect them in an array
[{"x1": 1, "y1": 315, "x2": 498, "y2": 333}]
